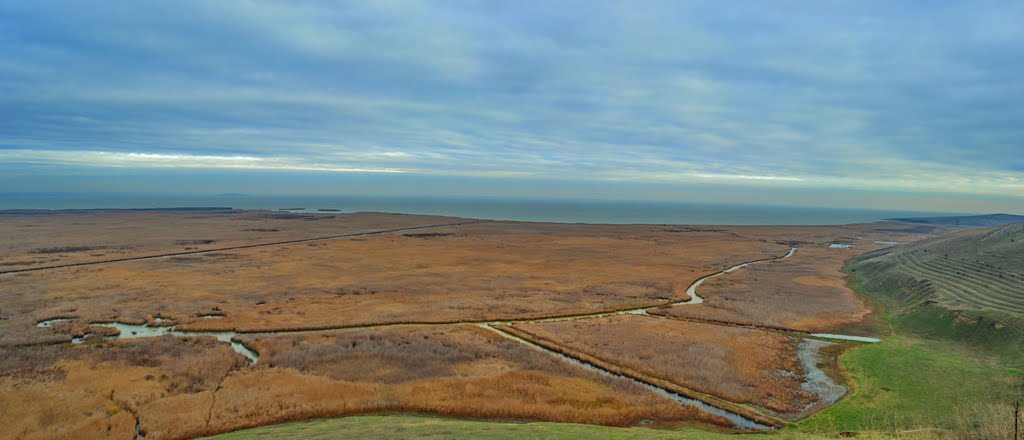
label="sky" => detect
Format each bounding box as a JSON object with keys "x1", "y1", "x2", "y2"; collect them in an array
[{"x1": 1, "y1": 1, "x2": 1022, "y2": 212}]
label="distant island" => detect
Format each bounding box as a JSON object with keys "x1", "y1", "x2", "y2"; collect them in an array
[{"x1": 886, "y1": 213, "x2": 1024, "y2": 227}]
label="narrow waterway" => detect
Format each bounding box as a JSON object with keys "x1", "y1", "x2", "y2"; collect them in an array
[
  {"x1": 808, "y1": 333, "x2": 880, "y2": 343},
  {"x1": 479, "y1": 324, "x2": 773, "y2": 430},
  {"x1": 796, "y1": 338, "x2": 847, "y2": 413},
  {"x1": 676, "y1": 246, "x2": 797, "y2": 305}
]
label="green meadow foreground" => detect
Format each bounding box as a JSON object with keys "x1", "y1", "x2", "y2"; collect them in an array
[{"x1": 1, "y1": 210, "x2": 1021, "y2": 439}]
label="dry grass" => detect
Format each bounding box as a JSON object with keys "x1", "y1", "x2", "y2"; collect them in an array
[
  {"x1": 652, "y1": 236, "x2": 932, "y2": 334},
  {"x1": 0, "y1": 210, "x2": 464, "y2": 270},
  {"x1": 511, "y1": 315, "x2": 820, "y2": 418},
  {"x1": 1, "y1": 219, "x2": 785, "y2": 346},
  {"x1": 214, "y1": 326, "x2": 716, "y2": 429},
  {"x1": 0, "y1": 326, "x2": 717, "y2": 440},
  {"x1": 0, "y1": 336, "x2": 244, "y2": 440}
]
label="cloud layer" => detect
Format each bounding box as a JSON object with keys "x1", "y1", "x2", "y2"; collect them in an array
[{"x1": 1, "y1": 1, "x2": 1022, "y2": 199}]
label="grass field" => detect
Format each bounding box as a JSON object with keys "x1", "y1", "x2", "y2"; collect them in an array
[
  {"x1": 794, "y1": 335, "x2": 1020, "y2": 436},
  {"x1": 202, "y1": 414, "x2": 782, "y2": 440}
]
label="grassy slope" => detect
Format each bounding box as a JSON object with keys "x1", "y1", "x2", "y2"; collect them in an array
[
  {"x1": 793, "y1": 228, "x2": 1023, "y2": 436},
  {"x1": 845, "y1": 223, "x2": 1024, "y2": 363},
  {"x1": 794, "y1": 335, "x2": 1018, "y2": 434},
  {"x1": 847, "y1": 223, "x2": 1024, "y2": 348}
]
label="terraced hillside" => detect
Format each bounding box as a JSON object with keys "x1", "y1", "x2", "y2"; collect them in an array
[{"x1": 849, "y1": 221, "x2": 1024, "y2": 357}]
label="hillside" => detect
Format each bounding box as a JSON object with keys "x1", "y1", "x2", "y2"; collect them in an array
[
  {"x1": 849, "y1": 222, "x2": 1024, "y2": 359},
  {"x1": 886, "y1": 213, "x2": 1024, "y2": 227}
]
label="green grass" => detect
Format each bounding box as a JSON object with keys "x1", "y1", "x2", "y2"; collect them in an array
[
  {"x1": 794, "y1": 335, "x2": 1019, "y2": 435},
  {"x1": 847, "y1": 261, "x2": 1024, "y2": 364},
  {"x1": 203, "y1": 415, "x2": 817, "y2": 440},
  {"x1": 787, "y1": 266, "x2": 1023, "y2": 436}
]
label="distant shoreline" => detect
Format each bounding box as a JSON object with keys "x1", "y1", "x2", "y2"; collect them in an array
[{"x1": 0, "y1": 194, "x2": 977, "y2": 226}]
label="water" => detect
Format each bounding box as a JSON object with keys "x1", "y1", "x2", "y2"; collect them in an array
[
  {"x1": 810, "y1": 333, "x2": 881, "y2": 343},
  {"x1": 36, "y1": 318, "x2": 259, "y2": 364},
  {"x1": 796, "y1": 339, "x2": 847, "y2": 411},
  {"x1": 94, "y1": 322, "x2": 259, "y2": 364},
  {"x1": 676, "y1": 247, "x2": 798, "y2": 305},
  {"x1": 0, "y1": 193, "x2": 969, "y2": 225}
]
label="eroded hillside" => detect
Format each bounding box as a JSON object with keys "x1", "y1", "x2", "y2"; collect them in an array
[{"x1": 848, "y1": 222, "x2": 1024, "y2": 358}]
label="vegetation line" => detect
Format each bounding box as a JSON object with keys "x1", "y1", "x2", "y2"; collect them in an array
[{"x1": 0, "y1": 220, "x2": 484, "y2": 275}]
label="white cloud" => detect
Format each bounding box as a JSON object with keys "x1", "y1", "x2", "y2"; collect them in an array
[
  {"x1": 0, "y1": 149, "x2": 404, "y2": 173},
  {"x1": 0, "y1": 1, "x2": 1021, "y2": 206}
]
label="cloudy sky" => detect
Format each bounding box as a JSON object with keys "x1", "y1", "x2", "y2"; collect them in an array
[{"x1": 1, "y1": 1, "x2": 1021, "y2": 211}]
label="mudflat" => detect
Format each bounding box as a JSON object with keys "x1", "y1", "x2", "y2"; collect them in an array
[{"x1": 0, "y1": 210, "x2": 946, "y2": 439}]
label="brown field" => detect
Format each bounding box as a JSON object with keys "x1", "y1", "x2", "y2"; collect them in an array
[
  {"x1": 0, "y1": 209, "x2": 466, "y2": 271},
  {"x1": 650, "y1": 246, "x2": 873, "y2": 332},
  {"x1": 650, "y1": 225, "x2": 946, "y2": 333},
  {"x1": 0, "y1": 337, "x2": 245, "y2": 440},
  {"x1": 0, "y1": 326, "x2": 708, "y2": 440},
  {"x1": 0, "y1": 218, "x2": 788, "y2": 345},
  {"x1": 0, "y1": 210, "x2": 950, "y2": 439},
  {"x1": 509, "y1": 315, "x2": 818, "y2": 418}
]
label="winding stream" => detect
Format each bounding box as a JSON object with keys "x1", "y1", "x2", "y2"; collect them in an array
[{"x1": 676, "y1": 246, "x2": 798, "y2": 305}]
